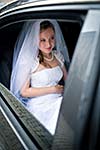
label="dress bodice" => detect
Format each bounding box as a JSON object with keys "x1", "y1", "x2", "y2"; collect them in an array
[{"x1": 30, "y1": 66, "x2": 63, "y2": 88}]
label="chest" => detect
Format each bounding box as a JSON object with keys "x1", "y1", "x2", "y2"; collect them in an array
[{"x1": 30, "y1": 66, "x2": 63, "y2": 87}]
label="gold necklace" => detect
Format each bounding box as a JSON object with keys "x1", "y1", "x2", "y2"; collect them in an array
[{"x1": 43, "y1": 52, "x2": 54, "y2": 62}]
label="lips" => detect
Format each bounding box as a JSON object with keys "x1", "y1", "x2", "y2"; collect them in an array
[{"x1": 46, "y1": 47, "x2": 52, "y2": 51}]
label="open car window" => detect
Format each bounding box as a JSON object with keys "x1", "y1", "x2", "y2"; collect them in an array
[
  {"x1": 0, "y1": 18, "x2": 83, "y2": 88},
  {"x1": 0, "y1": 7, "x2": 87, "y2": 149}
]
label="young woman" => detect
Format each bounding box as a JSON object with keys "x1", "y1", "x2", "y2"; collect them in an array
[{"x1": 10, "y1": 19, "x2": 70, "y2": 135}]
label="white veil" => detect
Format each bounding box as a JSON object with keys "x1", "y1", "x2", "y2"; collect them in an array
[{"x1": 10, "y1": 19, "x2": 70, "y2": 103}]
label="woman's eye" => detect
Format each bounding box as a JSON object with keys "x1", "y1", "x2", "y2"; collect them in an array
[
  {"x1": 51, "y1": 36, "x2": 55, "y2": 40},
  {"x1": 41, "y1": 39, "x2": 46, "y2": 42}
]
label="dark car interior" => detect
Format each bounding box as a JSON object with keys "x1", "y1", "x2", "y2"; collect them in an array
[{"x1": 0, "y1": 19, "x2": 82, "y2": 89}]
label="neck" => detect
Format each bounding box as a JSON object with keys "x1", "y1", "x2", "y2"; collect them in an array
[{"x1": 43, "y1": 52, "x2": 54, "y2": 62}]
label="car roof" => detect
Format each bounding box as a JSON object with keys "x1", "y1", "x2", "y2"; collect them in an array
[{"x1": 1, "y1": 0, "x2": 100, "y2": 14}]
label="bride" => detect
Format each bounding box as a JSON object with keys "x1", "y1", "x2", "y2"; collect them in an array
[{"x1": 10, "y1": 19, "x2": 70, "y2": 135}]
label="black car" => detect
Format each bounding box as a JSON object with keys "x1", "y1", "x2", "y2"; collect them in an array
[{"x1": 0, "y1": 0, "x2": 100, "y2": 150}]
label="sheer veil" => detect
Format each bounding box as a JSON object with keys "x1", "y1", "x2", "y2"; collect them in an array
[{"x1": 10, "y1": 19, "x2": 70, "y2": 102}]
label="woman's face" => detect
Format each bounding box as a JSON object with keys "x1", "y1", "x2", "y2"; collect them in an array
[{"x1": 39, "y1": 27, "x2": 55, "y2": 55}]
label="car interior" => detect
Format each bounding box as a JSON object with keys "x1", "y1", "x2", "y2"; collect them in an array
[{"x1": 0, "y1": 19, "x2": 83, "y2": 89}]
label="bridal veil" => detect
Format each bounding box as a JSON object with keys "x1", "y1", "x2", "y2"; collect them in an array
[{"x1": 10, "y1": 19, "x2": 70, "y2": 102}]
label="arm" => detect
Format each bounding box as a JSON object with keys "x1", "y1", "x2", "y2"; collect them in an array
[{"x1": 20, "y1": 78, "x2": 64, "y2": 98}]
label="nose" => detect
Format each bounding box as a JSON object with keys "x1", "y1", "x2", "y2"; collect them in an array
[{"x1": 46, "y1": 40, "x2": 51, "y2": 47}]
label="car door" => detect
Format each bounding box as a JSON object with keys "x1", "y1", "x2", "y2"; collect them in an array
[{"x1": 53, "y1": 9, "x2": 100, "y2": 150}]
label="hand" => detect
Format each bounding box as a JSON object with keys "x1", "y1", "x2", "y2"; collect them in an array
[{"x1": 54, "y1": 84, "x2": 64, "y2": 94}]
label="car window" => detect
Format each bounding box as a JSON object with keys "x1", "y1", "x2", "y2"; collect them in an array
[
  {"x1": 0, "y1": 17, "x2": 83, "y2": 149},
  {"x1": 0, "y1": 19, "x2": 81, "y2": 86}
]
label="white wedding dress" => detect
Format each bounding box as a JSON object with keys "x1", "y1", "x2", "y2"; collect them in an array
[
  {"x1": 10, "y1": 20, "x2": 69, "y2": 135},
  {"x1": 27, "y1": 64, "x2": 63, "y2": 135}
]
